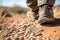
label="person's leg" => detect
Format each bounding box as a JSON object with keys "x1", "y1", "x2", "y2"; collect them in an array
[
  {"x1": 26, "y1": 0, "x2": 39, "y2": 21},
  {"x1": 38, "y1": 5, "x2": 54, "y2": 23}
]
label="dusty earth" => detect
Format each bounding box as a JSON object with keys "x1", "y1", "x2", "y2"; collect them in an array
[{"x1": 0, "y1": 7, "x2": 60, "y2": 40}]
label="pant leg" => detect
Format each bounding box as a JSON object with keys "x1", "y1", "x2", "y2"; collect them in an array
[
  {"x1": 37, "y1": 0, "x2": 47, "y2": 6},
  {"x1": 26, "y1": 0, "x2": 38, "y2": 11},
  {"x1": 26, "y1": 0, "x2": 39, "y2": 20},
  {"x1": 37, "y1": 0, "x2": 55, "y2": 6}
]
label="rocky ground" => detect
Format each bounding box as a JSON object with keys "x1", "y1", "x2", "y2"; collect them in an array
[{"x1": 0, "y1": 7, "x2": 60, "y2": 40}]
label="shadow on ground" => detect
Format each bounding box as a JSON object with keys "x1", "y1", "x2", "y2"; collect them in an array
[{"x1": 41, "y1": 18, "x2": 60, "y2": 27}]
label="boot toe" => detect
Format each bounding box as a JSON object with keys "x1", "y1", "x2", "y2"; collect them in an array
[{"x1": 38, "y1": 17, "x2": 55, "y2": 24}]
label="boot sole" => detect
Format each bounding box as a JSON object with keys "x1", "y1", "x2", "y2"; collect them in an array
[{"x1": 38, "y1": 17, "x2": 55, "y2": 24}]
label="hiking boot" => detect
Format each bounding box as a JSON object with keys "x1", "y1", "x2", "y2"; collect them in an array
[
  {"x1": 26, "y1": 0, "x2": 39, "y2": 21},
  {"x1": 27, "y1": 9, "x2": 38, "y2": 21},
  {"x1": 38, "y1": 5, "x2": 55, "y2": 24}
]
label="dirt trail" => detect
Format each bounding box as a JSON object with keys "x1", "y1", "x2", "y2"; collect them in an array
[
  {"x1": 0, "y1": 8, "x2": 60, "y2": 40},
  {"x1": 0, "y1": 13, "x2": 60, "y2": 40}
]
